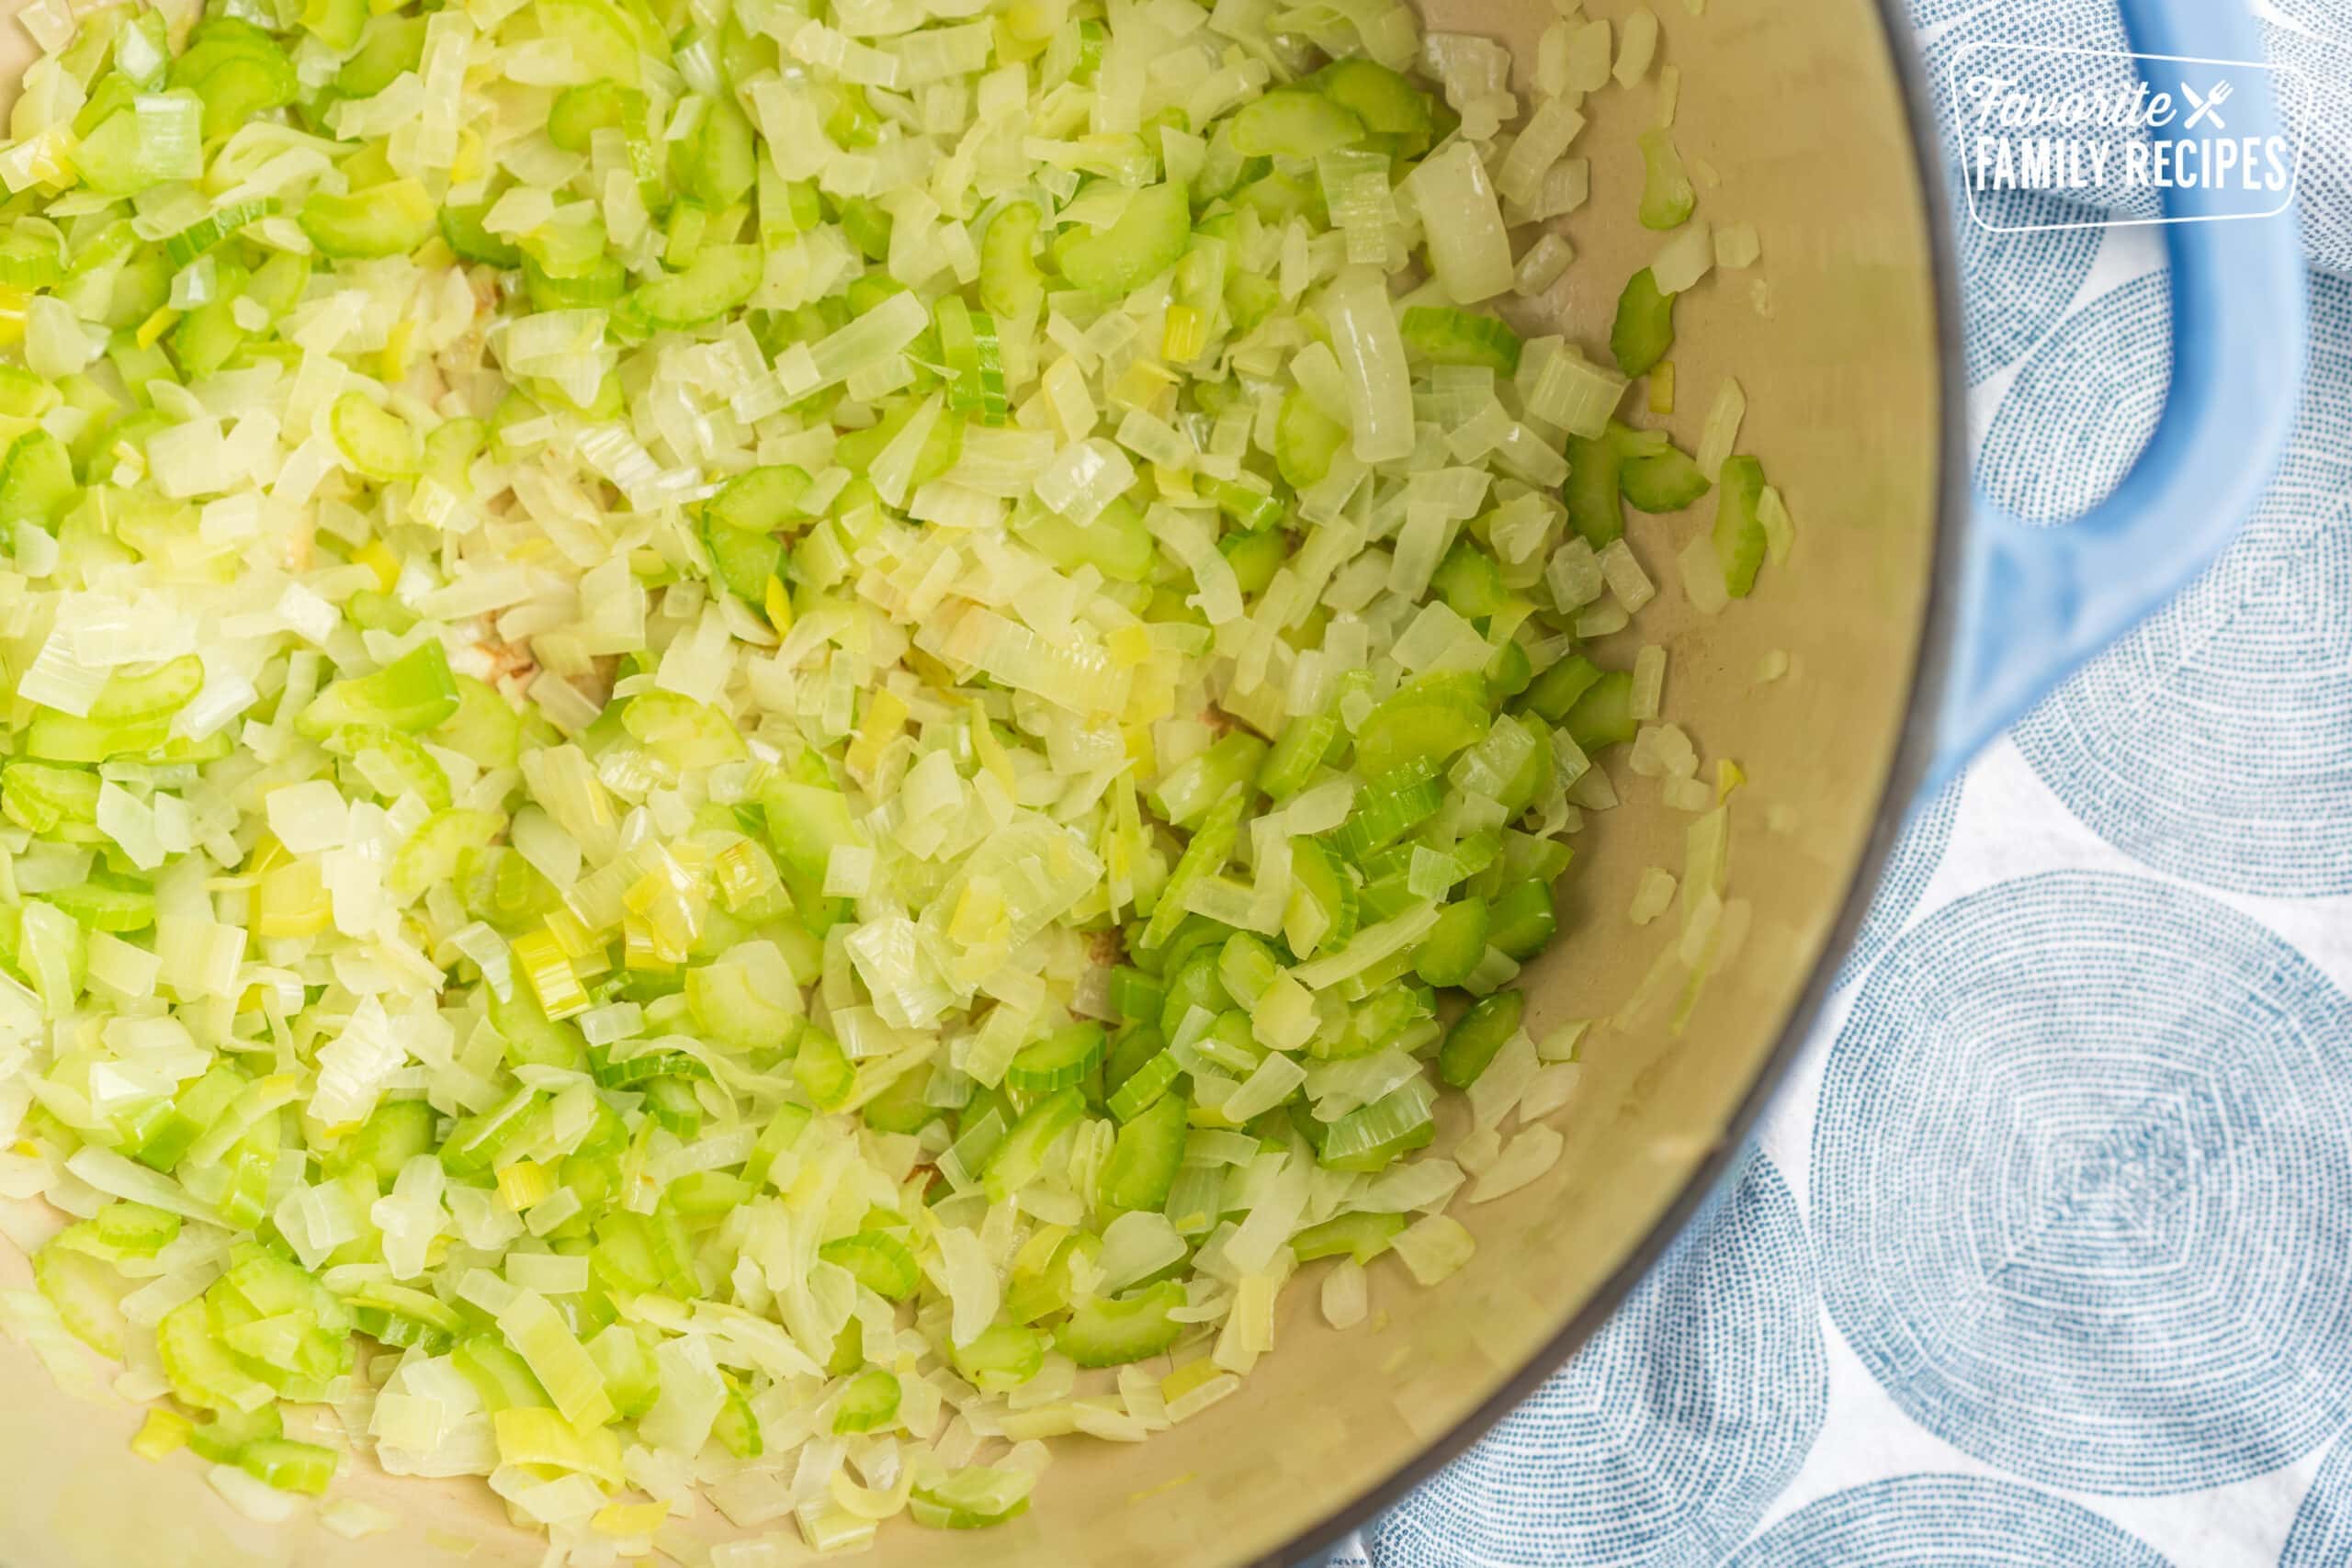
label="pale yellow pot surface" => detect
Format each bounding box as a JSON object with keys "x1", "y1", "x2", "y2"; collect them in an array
[{"x1": 0, "y1": 0, "x2": 1946, "y2": 1560}]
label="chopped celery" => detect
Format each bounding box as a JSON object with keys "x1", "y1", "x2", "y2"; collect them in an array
[
  {"x1": 832, "y1": 1368, "x2": 900, "y2": 1433},
  {"x1": 1012, "y1": 495, "x2": 1156, "y2": 581},
  {"x1": 1488, "y1": 878, "x2": 1560, "y2": 958},
  {"x1": 548, "y1": 81, "x2": 643, "y2": 153},
  {"x1": 1099, "y1": 1090, "x2": 1187, "y2": 1211},
  {"x1": 707, "y1": 465, "x2": 810, "y2": 531},
  {"x1": 440, "y1": 204, "x2": 526, "y2": 269},
  {"x1": 1401, "y1": 306, "x2": 1522, "y2": 374},
  {"x1": 952, "y1": 1321, "x2": 1045, "y2": 1389},
  {"x1": 1051, "y1": 182, "x2": 1192, "y2": 295},
  {"x1": 1105, "y1": 1050, "x2": 1181, "y2": 1122},
  {"x1": 1005, "y1": 1023, "x2": 1107, "y2": 1093},
  {"x1": 1564, "y1": 670, "x2": 1637, "y2": 752},
  {"x1": 819, "y1": 1231, "x2": 922, "y2": 1300},
  {"x1": 1414, "y1": 898, "x2": 1489, "y2": 988},
  {"x1": 628, "y1": 244, "x2": 763, "y2": 330},
  {"x1": 187, "y1": 1402, "x2": 282, "y2": 1463},
  {"x1": 983, "y1": 1086, "x2": 1084, "y2": 1201},
  {"x1": 1332, "y1": 760, "x2": 1446, "y2": 862},
  {"x1": 0, "y1": 430, "x2": 80, "y2": 544},
  {"x1": 1713, "y1": 455, "x2": 1769, "y2": 596},
  {"x1": 713, "y1": 1379, "x2": 763, "y2": 1457},
  {"x1": 330, "y1": 393, "x2": 421, "y2": 482},
  {"x1": 1564, "y1": 434, "x2": 1626, "y2": 548},
  {"x1": 1353, "y1": 671, "x2": 1493, "y2": 779},
  {"x1": 978, "y1": 203, "x2": 1046, "y2": 321},
  {"x1": 1312, "y1": 60, "x2": 1434, "y2": 141},
  {"x1": 1439, "y1": 989, "x2": 1524, "y2": 1088},
  {"x1": 1149, "y1": 732, "x2": 1266, "y2": 829},
  {"x1": 1430, "y1": 539, "x2": 1507, "y2": 619},
  {"x1": 1610, "y1": 267, "x2": 1677, "y2": 377},
  {"x1": 1231, "y1": 90, "x2": 1365, "y2": 158},
  {"x1": 1292, "y1": 1210, "x2": 1408, "y2": 1263},
  {"x1": 1274, "y1": 387, "x2": 1349, "y2": 490},
  {"x1": 1058, "y1": 1280, "x2": 1186, "y2": 1367},
  {"x1": 298, "y1": 641, "x2": 459, "y2": 736},
  {"x1": 299, "y1": 181, "x2": 435, "y2": 259},
  {"x1": 911, "y1": 1466, "x2": 1034, "y2": 1529},
  {"x1": 794, "y1": 1029, "x2": 855, "y2": 1111},
  {"x1": 1620, "y1": 442, "x2": 1711, "y2": 512},
  {"x1": 1636, "y1": 128, "x2": 1698, "y2": 230},
  {"x1": 1521, "y1": 654, "x2": 1604, "y2": 724},
  {"x1": 334, "y1": 14, "x2": 424, "y2": 96}
]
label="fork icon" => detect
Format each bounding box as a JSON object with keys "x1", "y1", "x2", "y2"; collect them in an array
[{"x1": 2181, "y1": 79, "x2": 2233, "y2": 130}]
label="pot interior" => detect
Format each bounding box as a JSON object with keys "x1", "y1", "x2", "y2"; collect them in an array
[{"x1": 0, "y1": 0, "x2": 1943, "y2": 1561}]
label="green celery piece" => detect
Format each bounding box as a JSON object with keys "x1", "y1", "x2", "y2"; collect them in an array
[
  {"x1": 690, "y1": 96, "x2": 758, "y2": 209},
  {"x1": 1620, "y1": 443, "x2": 1711, "y2": 513},
  {"x1": 1098, "y1": 1089, "x2": 1187, "y2": 1210},
  {"x1": 548, "y1": 80, "x2": 643, "y2": 153},
  {"x1": 1012, "y1": 494, "x2": 1155, "y2": 582},
  {"x1": 982, "y1": 1086, "x2": 1085, "y2": 1201},
  {"x1": 978, "y1": 202, "x2": 1046, "y2": 321},
  {"x1": 1610, "y1": 267, "x2": 1676, "y2": 376},
  {"x1": 1488, "y1": 878, "x2": 1558, "y2": 959},
  {"x1": 1004, "y1": 1022, "x2": 1107, "y2": 1094},
  {"x1": 629, "y1": 243, "x2": 762, "y2": 329},
  {"x1": 1414, "y1": 897, "x2": 1490, "y2": 988},
  {"x1": 1564, "y1": 434, "x2": 1625, "y2": 547},
  {"x1": 1400, "y1": 306, "x2": 1521, "y2": 374},
  {"x1": 300, "y1": 180, "x2": 435, "y2": 259},
  {"x1": 818, "y1": 1231, "x2": 922, "y2": 1300},
  {"x1": 950, "y1": 1320, "x2": 1044, "y2": 1389},
  {"x1": 1352, "y1": 671, "x2": 1493, "y2": 779},
  {"x1": 1713, "y1": 455, "x2": 1770, "y2": 596},
  {"x1": 707, "y1": 464, "x2": 811, "y2": 530},
  {"x1": 1312, "y1": 59, "x2": 1433, "y2": 139},
  {"x1": 1292, "y1": 1210, "x2": 1408, "y2": 1262},
  {"x1": 1058, "y1": 1280, "x2": 1187, "y2": 1367},
  {"x1": 832, "y1": 1367, "x2": 899, "y2": 1433},
  {"x1": 298, "y1": 640, "x2": 460, "y2": 736},
  {"x1": 440, "y1": 202, "x2": 525, "y2": 268},
  {"x1": 0, "y1": 430, "x2": 80, "y2": 544},
  {"x1": 1051, "y1": 181, "x2": 1192, "y2": 295},
  {"x1": 1439, "y1": 989, "x2": 1524, "y2": 1087},
  {"x1": 1274, "y1": 386, "x2": 1348, "y2": 490},
  {"x1": 1636, "y1": 128, "x2": 1698, "y2": 230},
  {"x1": 1229, "y1": 89, "x2": 1365, "y2": 157},
  {"x1": 1563, "y1": 670, "x2": 1636, "y2": 753},
  {"x1": 333, "y1": 13, "x2": 424, "y2": 96},
  {"x1": 329, "y1": 391, "x2": 421, "y2": 481},
  {"x1": 1521, "y1": 654, "x2": 1603, "y2": 724}
]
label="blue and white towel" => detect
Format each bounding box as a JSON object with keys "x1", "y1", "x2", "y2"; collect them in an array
[{"x1": 1345, "y1": 0, "x2": 2352, "y2": 1562}]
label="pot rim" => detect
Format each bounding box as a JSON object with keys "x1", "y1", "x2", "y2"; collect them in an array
[{"x1": 1259, "y1": 4, "x2": 1973, "y2": 1562}]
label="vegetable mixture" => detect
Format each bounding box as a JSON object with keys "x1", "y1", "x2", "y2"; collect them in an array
[{"x1": 0, "y1": 0, "x2": 1780, "y2": 1552}]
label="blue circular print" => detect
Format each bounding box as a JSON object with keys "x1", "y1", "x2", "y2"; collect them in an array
[
  {"x1": 2259, "y1": 8, "x2": 2350, "y2": 278},
  {"x1": 1724, "y1": 1474, "x2": 2170, "y2": 1566},
  {"x1": 2282, "y1": 1428, "x2": 2352, "y2": 1568},
  {"x1": 1917, "y1": 1, "x2": 2159, "y2": 226},
  {"x1": 1950, "y1": 187, "x2": 2106, "y2": 387},
  {"x1": 2014, "y1": 275, "x2": 2352, "y2": 897},
  {"x1": 1977, "y1": 271, "x2": 2170, "y2": 524},
  {"x1": 1835, "y1": 776, "x2": 1962, "y2": 992},
  {"x1": 1366, "y1": 1152, "x2": 1825, "y2": 1567},
  {"x1": 1813, "y1": 870, "x2": 2352, "y2": 1494}
]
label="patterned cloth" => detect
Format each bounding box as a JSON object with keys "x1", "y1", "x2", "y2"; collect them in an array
[{"x1": 1340, "y1": 0, "x2": 2352, "y2": 1562}]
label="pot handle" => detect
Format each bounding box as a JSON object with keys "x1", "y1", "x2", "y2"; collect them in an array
[{"x1": 1924, "y1": 0, "x2": 2307, "y2": 795}]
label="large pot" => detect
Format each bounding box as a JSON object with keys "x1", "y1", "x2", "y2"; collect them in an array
[{"x1": 0, "y1": 0, "x2": 2305, "y2": 1562}]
